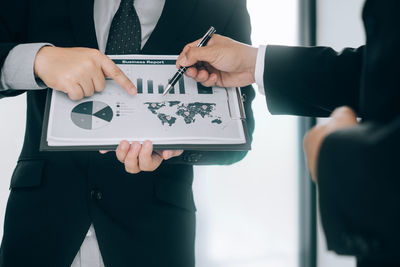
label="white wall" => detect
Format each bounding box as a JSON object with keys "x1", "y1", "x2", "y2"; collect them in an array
[
  {"x1": 316, "y1": 0, "x2": 365, "y2": 267},
  {"x1": 195, "y1": 1, "x2": 300, "y2": 266},
  {"x1": 0, "y1": 95, "x2": 26, "y2": 237}
]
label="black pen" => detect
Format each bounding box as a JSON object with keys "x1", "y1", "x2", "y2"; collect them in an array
[{"x1": 163, "y1": 26, "x2": 216, "y2": 96}]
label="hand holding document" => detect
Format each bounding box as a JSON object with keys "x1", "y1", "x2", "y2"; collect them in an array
[
  {"x1": 100, "y1": 140, "x2": 183, "y2": 174},
  {"x1": 40, "y1": 55, "x2": 250, "y2": 151}
]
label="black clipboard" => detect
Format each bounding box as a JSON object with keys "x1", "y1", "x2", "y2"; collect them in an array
[{"x1": 40, "y1": 88, "x2": 251, "y2": 152}]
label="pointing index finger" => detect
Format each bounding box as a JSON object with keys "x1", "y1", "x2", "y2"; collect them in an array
[{"x1": 101, "y1": 56, "x2": 137, "y2": 95}]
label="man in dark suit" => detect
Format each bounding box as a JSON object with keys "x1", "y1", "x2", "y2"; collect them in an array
[
  {"x1": 176, "y1": 0, "x2": 400, "y2": 266},
  {"x1": 0, "y1": 0, "x2": 255, "y2": 266}
]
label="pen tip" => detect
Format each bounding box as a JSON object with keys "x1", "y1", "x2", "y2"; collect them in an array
[{"x1": 163, "y1": 84, "x2": 172, "y2": 96}]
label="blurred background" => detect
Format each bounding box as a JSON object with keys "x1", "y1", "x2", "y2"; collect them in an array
[{"x1": 0, "y1": 0, "x2": 365, "y2": 266}]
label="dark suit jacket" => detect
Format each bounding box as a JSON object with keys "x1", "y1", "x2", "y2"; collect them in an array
[
  {"x1": 0, "y1": 0, "x2": 255, "y2": 266},
  {"x1": 263, "y1": 0, "x2": 399, "y2": 266}
]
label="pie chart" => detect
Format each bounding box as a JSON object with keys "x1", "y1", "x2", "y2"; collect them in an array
[{"x1": 71, "y1": 101, "x2": 113, "y2": 130}]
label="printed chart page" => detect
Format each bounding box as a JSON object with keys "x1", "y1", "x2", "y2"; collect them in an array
[{"x1": 46, "y1": 55, "x2": 246, "y2": 148}]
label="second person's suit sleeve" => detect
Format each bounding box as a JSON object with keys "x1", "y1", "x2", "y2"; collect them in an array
[
  {"x1": 317, "y1": 117, "x2": 400, "y2": 260},
  {"x1": 264, "y1": 45, "x2": 364, "y2": 117}
]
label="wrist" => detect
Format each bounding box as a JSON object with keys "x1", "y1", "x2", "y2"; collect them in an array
[
  {"x1": 34, "y1": 46, "x2": 54, "y2": 78},
  {"x1": 248, "y1": 47, "x2": 258, "y2": 83}
]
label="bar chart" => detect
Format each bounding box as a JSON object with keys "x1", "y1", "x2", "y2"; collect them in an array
[
  {"x1": 197, "y1": 83, "x2": 213, "y2": 94},
  {"x1": 135, "y1": 77, "x2": 213, "y2": 95}
]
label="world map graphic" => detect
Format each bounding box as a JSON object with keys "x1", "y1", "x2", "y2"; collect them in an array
[{"x1": 144, "y1": 101, "x2": 223, "y2": 127}]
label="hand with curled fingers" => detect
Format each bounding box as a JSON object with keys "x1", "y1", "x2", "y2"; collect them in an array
[
  {"x1": 303, "y1": 107, "x2": 358, "y2": 182},
  {"x1": 100, "y1": 140, "x2": 184, "y2": 174},
  {"x1": 34, "y1": 47, "x2": 137, "y2": 100}
]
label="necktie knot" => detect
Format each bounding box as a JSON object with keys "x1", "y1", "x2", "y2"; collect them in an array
[{"x1": 121, "y1": 0, "x2": 134, "y2": 7}]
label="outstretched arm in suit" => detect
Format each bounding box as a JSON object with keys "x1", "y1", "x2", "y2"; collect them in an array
[{"x1": 177, "y1": 35, "x2": 364, "y2": 117}]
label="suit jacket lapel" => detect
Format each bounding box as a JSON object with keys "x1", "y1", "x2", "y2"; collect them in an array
[
  {"x1": 68, "y1": 0, "x2": 99, "y2": 49},
  {"x1": 141, "y1": 0, "x2": 198, "y2": 54}
]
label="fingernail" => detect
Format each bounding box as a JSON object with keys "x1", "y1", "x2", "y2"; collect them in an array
[
  {"x1": 120, "y1": 142, "x2": 129, "y2": 150},
  {"x1": 133, "y1": 142, "x2": 141, "y2": 151},
  {"x1": 144, "y1": 141, "x2": 152, "y2": 148}
]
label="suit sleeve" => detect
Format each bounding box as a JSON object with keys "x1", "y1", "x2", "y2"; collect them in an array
[
  {"x1": 317, "y1": 116, "x2": 400, "y2": 260},
  {"x1": 0, "y1": 0, "x2": 28, "y2": 99},
  {"x1": 264, "y1": 45, "x2": 364, "y2": 117},
  {"x1": 1, "y1": 43, "x2": 51, "y2": 91},
  {"x1": 168, "y1": 0, "x2": 255, "y2": 165}
]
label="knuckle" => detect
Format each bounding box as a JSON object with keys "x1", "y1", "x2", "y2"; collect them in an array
[
  {"x1": 85, "y1": 48, "x2": 101, "y2": 59},
  {"x1": 91, "y1": 49, "x2": 102, "y2": 57},
  {"x1": 125, "y1": 164, "x2": 139, "y2": 174},
  {"x1": 186, "y1": 49, "x2": 194, "y2": 58},
  {"x1": 109, "y1": 67, "x2": 122, "y2": 78},
  {"x1": 93, "y1": 78, "x2": 106, "y2": 92},
  {"x1": 139, "y1": 163, "x2": 152, "y2": 172},
  {"x1": 82, "y1": 59, "x2": 97, "y2": 69},
  {"x1": 64, "y1": 74, "x2": 76, "y2": 84},
  {"x1": 204, "y1": 81, "x2": 213, "y2": 87},
  {"x1": 184, "y1": 45, "x2": 192, "y2": 53}
]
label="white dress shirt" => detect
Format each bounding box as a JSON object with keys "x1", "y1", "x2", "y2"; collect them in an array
[
  {"x1": 255, "y1": 45, "x2": 267, "y2": 95},
  {"x1": 72, "y1": 1, "x2": 166, "y2": 266},
  {"x1": 0, "y1": 0, "x2": 165, "y2": 266}
]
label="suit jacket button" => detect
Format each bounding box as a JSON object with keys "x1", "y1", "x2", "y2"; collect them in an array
[
  {"x1": 90, "y1": 190, "x2": 103, "y2": 200},
  {"x1": 96, "y1": 191, "x2": 103, "y2": 200},
  {"x1": 188, "y1": 153, "x2": 201, "y2": 163},
  {"x1": 341, "y1": 233, "x2": 355, "y2": 251},
  {"x1": 341, "y1": 233, "x2": 372, "y2": 255},
  {"x1": 354, "y1": 236, "x2": 370, "y2": 255},
  {"x1": 90, "y1": 190, "x2": 96, "y2": 199}
]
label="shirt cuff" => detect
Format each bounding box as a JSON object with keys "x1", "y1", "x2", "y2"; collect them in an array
[
  {"x1": 0, "y1": 43, "x2": 53, "y2": 90},
  {"x1": 255, "y1": 45, "x2": 267, "y2": 95}
]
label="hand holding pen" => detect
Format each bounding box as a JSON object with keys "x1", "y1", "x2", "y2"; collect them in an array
[
  {"x1": 175, "y1": 34, "x2": 259, "y2": 88},
  {"x1": 163, "y1": 26, "x2": 216, "y2": 96}
]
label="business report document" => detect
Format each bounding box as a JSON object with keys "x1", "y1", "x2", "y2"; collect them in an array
[{"x1": 40, "y1": 55, "x2": 250, "y2": 151}]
